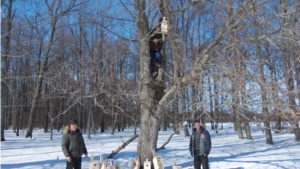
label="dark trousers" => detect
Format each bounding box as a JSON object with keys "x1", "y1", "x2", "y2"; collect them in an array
[
  {"x1": 194, "y1": 150, "x2": 209, "y2": 169},
  {"x1": 66, "y1": 157, "x2": 82, "y2": 169},
  {"x1": 150, "y1": 49, "x2": 162, "y2": 75},
  {"x1": 150, "y1": 49, "x2": 162, "y2": 66}
]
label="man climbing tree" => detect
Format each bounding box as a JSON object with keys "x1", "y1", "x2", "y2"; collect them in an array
[{"x1": 149, "y1": 24, "x2": 163, "y2": 78}]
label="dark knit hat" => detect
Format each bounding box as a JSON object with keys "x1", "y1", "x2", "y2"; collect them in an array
[{"x1": 69, "y1": 119, "x2": 78, "y2": 125}]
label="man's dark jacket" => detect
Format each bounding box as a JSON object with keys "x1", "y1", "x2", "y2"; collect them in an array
[
  {"x1": 189, "y1": 126, "x2": 211, "y2": 156},
  {"x1": 149, "y1": 29, "x2": 163, "y2": 51},
  {"x1": 62, "y1": 126, "x2": 88, "y2": 158}
]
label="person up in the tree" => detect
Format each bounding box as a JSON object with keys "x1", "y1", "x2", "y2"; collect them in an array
[{"x1": 149, "y1": 24, "x2": 163, "y2": 78}]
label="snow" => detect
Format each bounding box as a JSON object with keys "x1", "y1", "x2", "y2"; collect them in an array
[{"x1": 1, "y1": 123, "x2": 300, "y2": 169}]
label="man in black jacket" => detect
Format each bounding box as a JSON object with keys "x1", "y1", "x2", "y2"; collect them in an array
[
  {"x1": 189, "y1": 120, "x2": 211, "y2": 169},
  {"x1": 149, "y1": 25, "x2": 163, "y2": 77},
  {"x1": 62, "y1": 120, "x2": 88, "y2": 169}
]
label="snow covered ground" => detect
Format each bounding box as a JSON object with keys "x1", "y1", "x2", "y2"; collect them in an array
[{"x1": 1, "y1": 123, "x2": 300, "y2": 169}]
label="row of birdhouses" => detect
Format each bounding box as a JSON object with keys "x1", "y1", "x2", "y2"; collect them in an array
[{"x1": 89, "y1": 154, "x2": 120, "y2": 169}]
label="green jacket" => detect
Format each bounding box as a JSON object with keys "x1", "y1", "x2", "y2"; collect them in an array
[{"x1": 62, "y1": 126, "x2": 88, "y2": 158}]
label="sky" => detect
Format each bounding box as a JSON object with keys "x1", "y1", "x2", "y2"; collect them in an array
[{"x1": 1, "y1": 123, "x2": 300, "y2": 169}]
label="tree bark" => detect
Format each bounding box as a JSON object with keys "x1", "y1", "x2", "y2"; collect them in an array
[
  {"x1": 244, "y1": 120, "x2": 252, "y2": 140},
  {"x1": 111, "y1": 113, "x2": 117, "y2": 135},
  {"x1": 100, "y1": 112, "x2": 105, "y2": 133},
  {"x1": 87, "y1": 104, "x2": 93, "y2": 139},
  {"x1": 49, "y1": 99, "x2": 54, "y2": 140},
  {"x1": 234, "y1": 112, "x2": 244, "y2": 139},
  {"x1": 135, "y1": 0, "x2": 163, "y2": 165},
  {"x1": 1, "y1": 0, "x2": 13, "y2": 141}
]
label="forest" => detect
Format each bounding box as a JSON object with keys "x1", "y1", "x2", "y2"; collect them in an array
[{"x1": 1, "y1": 0, "x2": 300, "y2": 165}]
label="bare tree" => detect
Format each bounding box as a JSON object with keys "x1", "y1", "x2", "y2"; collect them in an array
[
  {"x1": 25, "y1": 0, "x2": 83, "y2": 138},
  {"x1": 1, "y1": 0, "x2": 14, "y2": 141},
  {"x1": 134, "y1": 0, "x2": 261, "y2": 165}
]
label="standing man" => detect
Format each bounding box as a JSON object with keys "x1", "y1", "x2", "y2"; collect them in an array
[
  {"x1": 189, "y1": 120, "x2": 211, "y2": 169},
  {"x1": 62, "y1": 120, "x2": 88, "y2": 169}
]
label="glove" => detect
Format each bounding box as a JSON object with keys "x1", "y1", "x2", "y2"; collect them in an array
[
  {"x1": 190, "y1": 151, "x2": 194, "y2": 157},
  {"x1": 204, "y1": 151, "x2": 209, "y2": 156}
]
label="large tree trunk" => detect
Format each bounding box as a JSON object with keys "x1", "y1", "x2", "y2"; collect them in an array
[{"x1": 135, "y1": 0, "x2": 164, "y2": 166}]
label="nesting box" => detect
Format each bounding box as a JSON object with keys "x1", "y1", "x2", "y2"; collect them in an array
[
  {"x1": 172, "y1": 166, "x2": 182, "y2": 169},
  {"x1": 161, "y1": 17, "x2": 168, "y2": 33},
  {"x1": 89, "y1": 154, "x2": 100, "y2": 169},
  {"x1": 131, "y1": 159, "x2": 140, "y2": 169},
  {"x1": 153, "y1": 156, "x2": 163, "y2": 169},
  {"x1": 100, "y1": 162, "x2": 111, "y2": 169},
  {"x1": 89, "y1": 161, "x2": 99, "y2": 169},
  {"x1": 144, "y1": 159, "x2": 151, "y2": 169},
  {"x1": 113, "y1": 164, "x2": 120, "y2": 169}
]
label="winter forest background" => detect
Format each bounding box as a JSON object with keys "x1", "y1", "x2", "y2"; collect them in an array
[{"x1": 1, "y1": 0, "x2": 300, "y2": 166}]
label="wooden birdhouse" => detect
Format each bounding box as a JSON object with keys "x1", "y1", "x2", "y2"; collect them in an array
[
  {"x1": 131, "y1": 159, "x2": 140, "y2": 169},
  {"x1": 110, "y1": 164, "x2": 120, "y2": 169},
  {"x1": 161, "y1": 17, "x2": 168, "y2": 41},
  {"x1": 144, "y1": 159, "x2": 151, "y2": 169},
  {"x1": 153, "y1": 156, "x2": 163, "y2": 169},
  {"x1": 89, "y1": 154, "x2": 100, "y2": 169},
  {"x1": 89, "y1": 162, "x2": 99, "y2": 169},
  {"x1": 100, "y1": 162, "x2": 111, "y2": 169},
  {"x1": 161, "y1": 17, "x2": 168, "y2": 33}
]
